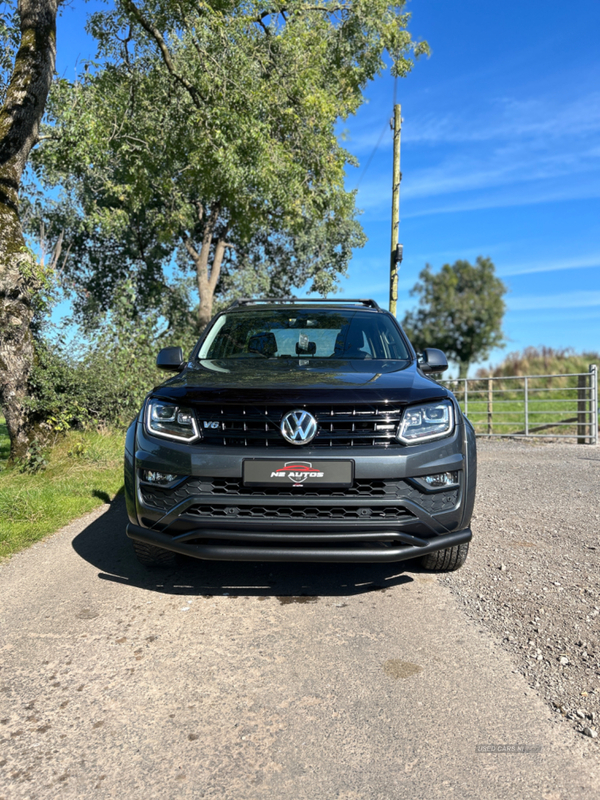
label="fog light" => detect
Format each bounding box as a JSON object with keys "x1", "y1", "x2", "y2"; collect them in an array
[
  {"x1": 423, "y1": 471, "x2": 459, "y2": 488},
  {"x1": 143, "y1": 470, "x2": 179, "y2": 484}
]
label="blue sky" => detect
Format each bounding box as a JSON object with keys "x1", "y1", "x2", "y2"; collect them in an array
[
  {"x1": 54, "y1": 0, "x2": 600, "y2": 372},
  {"x1": 340, "y1": 0, "x2": 600, "y2": 370}
]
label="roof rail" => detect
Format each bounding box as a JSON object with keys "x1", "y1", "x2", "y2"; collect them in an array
[{"x1": 227, "y1": 297, "x2": 382, "y2": 311}]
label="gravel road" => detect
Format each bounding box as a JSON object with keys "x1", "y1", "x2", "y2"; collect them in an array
[
  {"x1": 1, "y1": 438, "x2": 599, "y2": 799},
  {"x1": 442, "y1": 438, "x2": 600, "y2": 740}
]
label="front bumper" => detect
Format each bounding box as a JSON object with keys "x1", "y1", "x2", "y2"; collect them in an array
[
  {"x1": 125, "y1": 410, "x2": 476, "y2": 564},
  {"x1": 126, "y1": 522, "x2": 472, "y2": 563}
]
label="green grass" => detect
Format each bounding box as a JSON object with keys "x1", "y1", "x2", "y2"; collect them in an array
[
  {"x1": 462, "y1": 347, "x2": 599, "y2": 437},
  {"x1": 0, "y1": 416, "x2": 9, "y2": 463},
  {"x1": 443, "y1": 378, "x2": 596, "y2": 438},
  {"x1": 0, "y1": 423, "x2": 124, "y2": 559}
]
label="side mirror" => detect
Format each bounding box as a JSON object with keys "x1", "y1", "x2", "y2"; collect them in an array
[
  {"x1": 156, "y1": 346, "x2": 185, "y2": 372},
  {"x1": 419, "y1": 348, "x2": 448, "y2": 374}
]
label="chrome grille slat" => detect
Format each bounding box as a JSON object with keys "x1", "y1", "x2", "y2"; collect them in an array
[{"x1": 193, "y1": 404, "x2": 403, "y2": 448}]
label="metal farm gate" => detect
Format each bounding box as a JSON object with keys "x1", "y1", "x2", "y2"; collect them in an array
[{"x1": 441, "y1": 364, "x2": 598, "y2": 445}]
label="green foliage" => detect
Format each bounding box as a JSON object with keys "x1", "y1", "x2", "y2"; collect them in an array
[
  {"x1": 18, "y1": 440, "x2": 48, "y2": 474},
  {"x1": 402, "y1": 257, "x2": 507, "y2": 378},
  {"x1": 475, "y1": 346, "x2": 600, "y2": 382},
  {"x1": 26, "y1": 285, "x2": 194, "y2": 432},
  {"x1": 31, "y1": 0, "x2": 428, "y2": 326},
  {"x1": 0, "y1": 427, "x2": 124, "y2": 557},
  {"x1": 67, "y1": 440, "x2": 87, "y2": 458}
]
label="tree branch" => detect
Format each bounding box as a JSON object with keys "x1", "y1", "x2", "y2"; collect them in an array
[
  {"x1": 58, "y1": 240, "x2": 72, "y2": 275},
  {"x1": 250, "y1": 5, "x2": 346, "y2": 23},
  {"x1": 182, "y1": 234, "x2": 201, "y2": 266},
  {"x1": 209, "y1": 239, "x2": 226, "y2": 293},
  {"x1": 257, "y1": 18, "x2": 271, "y2": 35},
  {"x1": 48, "y1": 229, "x2": 63, "y2": 271},
  {"x1": 121, "y1": 0, "x2": 207, "y2": 109},
  {"x1": 208, "y1": 236, "x2": 234, "y2": 293}
]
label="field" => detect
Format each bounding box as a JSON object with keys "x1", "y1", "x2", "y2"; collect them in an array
[
  {"x1": 443, "y1": 371, "x2": 597, "y2": 441},
  {"x1": 0, "y1": 421, "x2": 124, "y2": 558}
]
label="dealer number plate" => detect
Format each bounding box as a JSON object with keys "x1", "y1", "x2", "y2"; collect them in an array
[{"x1": 243, "y1": 459, "x2": 354, "y2": 487}]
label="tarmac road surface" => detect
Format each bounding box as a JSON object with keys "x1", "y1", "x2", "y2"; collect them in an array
[{"x1": 1, "y1": 498, "x2": 599, "y2": 799}]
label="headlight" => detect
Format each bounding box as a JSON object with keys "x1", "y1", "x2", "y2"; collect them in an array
[
  {"x1": 145, "y1": 399, "x2": 200, "y2": 442},
  {"x1": 397, "y1": 400, "x2": 454, "y2": 443}
]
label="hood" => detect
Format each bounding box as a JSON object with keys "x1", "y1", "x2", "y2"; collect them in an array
[{"x1": 151, "y1": 358, "x2": 450, "y2": 406}]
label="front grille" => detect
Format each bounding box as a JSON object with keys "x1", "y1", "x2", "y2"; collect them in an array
[
  {"x1": 184, "y1": 504, "x2": 414, "y2": 521},
  {"x1": 192, "y1": 404, "x2": 403, "y2": 448},
  {"x1": 140, "y1": 477, "x2": 459, "y2": 515},
  {"x1": 210, "y1": 478, "x2": 393, "y2": 497}
]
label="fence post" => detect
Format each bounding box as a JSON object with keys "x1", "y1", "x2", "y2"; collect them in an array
[
  {"x1": 590, "y1": 364, "x2": 598, "y2": 445},
  {"x1": 464, "y1": 378, "x2": 468, "y2": 417},
  {"x1": 487, "y1": 379, "x2": 493, "y2": 435},
  {"x1": 524, "y1": 377, "x2": 529, "y2": 436},
  {"x1": 578, "y1": 373, "x2": 589, "y2": 444}
]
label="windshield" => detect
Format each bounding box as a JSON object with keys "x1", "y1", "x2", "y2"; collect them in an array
[{"x1": 198, "y1": 309, "x2": 411, "y2": 361}]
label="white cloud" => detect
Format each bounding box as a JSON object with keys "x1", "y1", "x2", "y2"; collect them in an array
[
  {"x1": 500, "y1": 254, "x2": 600, "y2": 277},
  {"x1": 402, "y1": 92, "x2": 600, "y2": 146},
  {"x1": 404, "y1": 145, "x2": 600, "y2": 202},
  {"x1": 508, "y1": 291, "x2": 600, "y2": 311},
  {"x1": 346, "y1": 88, "x2": 600, "y2": 156},
  {"x1": 504, "y1": 307, "x2": 600, "y2": 324},
  {"x1": 374, "y1": 176, "x2": 600, "y2": 218},
  {"x1": 348, "y1": 85, "x2": 600, "y2": 214},
  {"x1": 354, "y1": 151, "x2": 600, "y2": 214}
]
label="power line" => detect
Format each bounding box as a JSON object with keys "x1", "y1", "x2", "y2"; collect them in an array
[
  {"x1": 355, "y1": 74, "x2": 398, "y2": 191},
  {"x1": 354, "y1": 119, "x2": 389, "y2": 189}
]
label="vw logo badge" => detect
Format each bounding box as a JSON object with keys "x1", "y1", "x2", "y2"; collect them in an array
[{"x1": 280, "y1": 409, "x2": 318, "y2": 445}]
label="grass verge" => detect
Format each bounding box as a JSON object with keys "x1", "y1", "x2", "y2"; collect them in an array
[{"x1": 0, "y1": 422, "x2": 124, "y2": 559}]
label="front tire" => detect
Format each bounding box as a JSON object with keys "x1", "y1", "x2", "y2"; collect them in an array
[
  {"x1": 421, "y1": 542, "x2": 469, "y2": 572},
  {"x1": 132, "y1": 539, "x2": 177, "y2": 568}
]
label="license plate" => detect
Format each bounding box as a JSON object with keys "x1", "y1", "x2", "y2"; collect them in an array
[{"x1": 243, "y1": 459, "x2": 354, "y2": 487}]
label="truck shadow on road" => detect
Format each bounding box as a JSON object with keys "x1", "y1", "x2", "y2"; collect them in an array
[{"x1": 72, "y1": 498, "x2": 419, "y2": 598}]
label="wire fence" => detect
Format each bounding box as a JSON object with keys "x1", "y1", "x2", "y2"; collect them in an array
[{"x1": 441, "y1": 364, "x2": 598, "y2": 444}]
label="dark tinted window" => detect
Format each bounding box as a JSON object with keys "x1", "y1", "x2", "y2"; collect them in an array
[{"x1": 199, "y1": 309, "x2": 410, "y2": 360}]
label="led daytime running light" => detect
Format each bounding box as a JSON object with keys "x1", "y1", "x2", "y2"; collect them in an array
[
  {"x1": 146, "y1": 399, "x2": 200, "y2": 442},
  {"x1": 397, "y1": 400, "x2": 454, "y2": 444}
]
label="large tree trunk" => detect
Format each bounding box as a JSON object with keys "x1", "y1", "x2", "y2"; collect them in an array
[
  {"x1": 182, "y1": 206, "x2": 228, "y2": 333},
  {"x1": 458, "y1": 361, "x2": 470, "y2": 379},
  {"x1": 196, "y1": 266, "x2": 215, "y2": 332},
  {"x1": 0, "y1": 0, "x2": 57, "y2": 459}
]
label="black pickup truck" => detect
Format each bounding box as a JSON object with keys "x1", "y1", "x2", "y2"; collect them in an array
[{"x1": 124, "y1": 298, "x2": 476, "y2": 570}]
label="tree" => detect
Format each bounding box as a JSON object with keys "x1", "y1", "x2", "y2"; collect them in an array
[
  {"x1": 32, "y1": 0, "x2": 428, "y2": 331},
  {"x1": 0, "y1": 0, "x2": 57, "y2": 458},
  {"x1": 402, "y1": 257, "x2": 507, "y2": 378}
]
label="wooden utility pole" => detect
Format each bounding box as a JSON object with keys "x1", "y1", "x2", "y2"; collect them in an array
[{"x1": 389, "y1": 103, "x2": 402, "y2": 316}]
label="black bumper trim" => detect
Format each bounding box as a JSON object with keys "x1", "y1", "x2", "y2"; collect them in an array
[
  {"x1": 126, "y1": 524, "x2": 472, "y2": 563},
  {"x1": 139, "y1": 493, "x2": 454, "y2": 536}
]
